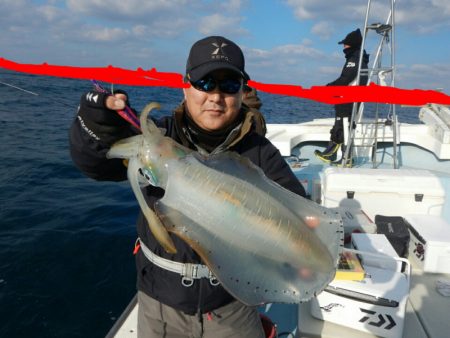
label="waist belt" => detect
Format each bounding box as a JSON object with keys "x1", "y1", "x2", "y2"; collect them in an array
[{"x1": 137, "y1": 238, "x2": 220, "y2": 287}]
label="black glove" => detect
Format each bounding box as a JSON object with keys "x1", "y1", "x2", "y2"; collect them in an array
[{"x1": 77, "y1": 90, "x2": 135, "y2": 146}]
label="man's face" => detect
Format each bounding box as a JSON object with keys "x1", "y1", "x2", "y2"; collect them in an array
[{"x1": 183, "y1": 69, "x2": 243, "y2": 131}]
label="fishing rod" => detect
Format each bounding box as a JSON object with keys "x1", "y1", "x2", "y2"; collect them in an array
[
  {"x1": 0, "y1": 77, "x2": 131, "y2": 112},
  {"x1": 1, "y1": 77, "x2": 143, "y2": 133},
  {"x1": 91, "y1": 80, "x2": 140, "y2": 130}
]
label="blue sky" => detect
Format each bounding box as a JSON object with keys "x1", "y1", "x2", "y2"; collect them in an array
[{"x1": 1, "y1": 0, "x2": 449, "y2": 92}]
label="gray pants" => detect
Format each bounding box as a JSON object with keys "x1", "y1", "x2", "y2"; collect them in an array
[{"x1": 137, "y1": 291, "x2": 265, "y2": 338}]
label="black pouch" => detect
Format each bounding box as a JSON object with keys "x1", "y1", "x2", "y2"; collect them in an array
[{"x1": 375, "y1": 215, "x2": 410, "y2": 257}]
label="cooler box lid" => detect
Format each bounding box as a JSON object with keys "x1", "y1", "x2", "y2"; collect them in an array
[
  {"x1": 405, "y1": 215, "x2": 450, "y2": 245},
  {"x1": 322, "y1": 168, "x2": 445, "y2": 197},
  {"x1": 327, "y1": 266, "x2": 408, "y2": 303}
]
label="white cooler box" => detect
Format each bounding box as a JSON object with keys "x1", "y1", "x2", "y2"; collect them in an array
[
  {"x1": 321, "y1": 168, "x2": 445, "y2": 220},
  {"x1": 352, "y1": 233, "x2": 402, "y2": 272},
  {"x1": 336, "y1": 207, "x2": 377, "y2": 244},
  {"x1": 310, "y1": 264, "x2": 410, "y2": 338},
  {"x1": 405, "y1": 214, "x2": 450, "y2": 273}
]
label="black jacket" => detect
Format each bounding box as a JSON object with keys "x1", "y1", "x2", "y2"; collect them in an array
[
  {"x1": 327, "y1": 47, "x2": 370, "y2": 118},
  {"x1": 69, "y1": 101, "x2": 305, "y2": 315}
]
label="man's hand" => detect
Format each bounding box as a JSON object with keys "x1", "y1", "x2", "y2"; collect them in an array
[
  {"x1": 77, "y1": 90, "x2": 134, "y2": 146},
  {"x1": 105, "y1": 93, "x2": 127, "y2": 111}
]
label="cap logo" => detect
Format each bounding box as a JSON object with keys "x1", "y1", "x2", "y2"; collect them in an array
[{"x1": 211, "y1": 42, "x2": 229, "y2": 61}]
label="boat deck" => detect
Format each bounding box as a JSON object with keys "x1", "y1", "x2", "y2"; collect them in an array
[{"x1": 107, "y1": 265, "x2": 449, "y2": 338}]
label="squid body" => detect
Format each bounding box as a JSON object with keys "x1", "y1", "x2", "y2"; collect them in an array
[{"x1": 106, "y1": 102, "x2": 344, "y2": 305}]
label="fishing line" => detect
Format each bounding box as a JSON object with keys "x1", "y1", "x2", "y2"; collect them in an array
[
  {"x1": 0, "y1": 80, "x2": 39, "y2": 96},
  {"x1": 0, "y1": 79, "x2": 77, "y2": 109},
  {"x1": 0, "y1": 78, "x2": 140, "y2": 129}
]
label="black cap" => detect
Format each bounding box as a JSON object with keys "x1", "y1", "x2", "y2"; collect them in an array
[
  {"x1": 338, "y1": 28, "x2": 362, "y2": 47},
  {"x1": 186, "y1": 36, "x2": 249, "y2": 82}
]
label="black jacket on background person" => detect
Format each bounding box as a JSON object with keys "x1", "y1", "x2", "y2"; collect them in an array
[
  {"x1": 327, "y1": 47, "x2": 370, "y2": 118},
  {"x1": 69, "y1": 95, "x2": 306, "y2": 315}
]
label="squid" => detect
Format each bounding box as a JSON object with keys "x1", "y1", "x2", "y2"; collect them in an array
[{"x1": 107, "y1": 102, "x2": 343, "y2": 305}]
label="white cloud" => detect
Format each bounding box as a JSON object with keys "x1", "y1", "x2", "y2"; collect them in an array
[
  {"x1": 36, "y1": 5, "x2": 61, "y2": 22},
  {"x1": 397, "y1": 63, "x2": 450, "y2": 92},
  {"x1": 273, "y1": 44, "x2": 323, "y2": 58},
  {"x1": 81, "y1": 27, "x2": 131, "y2": 42},
  {"x1": 244, "y1": 48, "x2": 271, "y2": 60},
  {"x1": 311, "y1": 21, "x2": 334, "y2": 40},
  {"x1": 66, "y1": 0, "x2": 188, "y2": 19},
  {"x1": 284, "y1": 0, "x2": 367, "y2": 21},
  {"x1": 396, "y1": 0, "x2": 450, "y2": 32},
  {"x1": 221, "y1": 0, "x2": 247, "y2": 12},
  {"x1": 285, "y1": 0, "x2": 450, "y2": 33},
  {"x1": 0, "y1": 0, "x2": 251, "y2": 72},
  {"x1": 198, "y1": 14, "x2": 248, "y2": 36},
  {"x1": 1, "y1": 0, "x2": 449, "y2": 90},
  {"x1": 64, "y1": 0, "x2": 196, "y2": 40},
  {"x1": 130, "y1": 18, "x2": 191, "y2": 39},
  {"x1": 319, "y1": 66, "x2": 342, "y2": 76},
  {"x1": 244, "y1": 42, "x2": 328, "y2": 85},
  {"x1": 0, "y1": 1, "x2": 78, "y2": 55},
  {"x1": 245, "y1": 42, "x2": 325, "y2": 64}
]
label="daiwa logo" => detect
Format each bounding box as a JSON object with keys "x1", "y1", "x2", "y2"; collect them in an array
[
  {"x1": 211, "y1": 42, "x2": 229, "y2": 61},
  {"x1": 359, "y1": 308, "x2": 396, "y2": 330},
  {"x1": 320, "y1": 303, "x2": 344, "y2": 312},
  {"x1": 346, "y1": 62, "x2": 356, "y2": 68}
]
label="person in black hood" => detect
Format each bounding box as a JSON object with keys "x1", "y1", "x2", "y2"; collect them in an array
[
  {"x1": 315, "y1": 28, "x2": 370, "y2": 165},
  {"x1": 69, "y1": 35, "x2": 308, "y2": 337}
]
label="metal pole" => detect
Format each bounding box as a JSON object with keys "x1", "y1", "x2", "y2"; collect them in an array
[{"x1": 391, "y1": 0, "x2": 398, "y2": 168}]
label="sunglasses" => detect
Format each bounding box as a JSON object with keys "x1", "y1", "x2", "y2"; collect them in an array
[{"x1": 190, "y1": 76, "x2": 242, "y2": 94}]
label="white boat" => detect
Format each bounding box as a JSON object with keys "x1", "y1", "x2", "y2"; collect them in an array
[{"x1": 107, "y1": 1, "x2": 450, "y2": 337}]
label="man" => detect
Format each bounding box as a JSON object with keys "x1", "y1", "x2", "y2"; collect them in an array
[
  {"x1": 315, "y1": 28, "x2": 369, "y2": 164},
  {"x1": 69, "y1": 36, "x2": 306, "y2": 337}
]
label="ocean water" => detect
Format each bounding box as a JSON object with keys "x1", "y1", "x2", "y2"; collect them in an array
[{"x1": 0, "y1": 70, "x2": 420, "y2": 338}]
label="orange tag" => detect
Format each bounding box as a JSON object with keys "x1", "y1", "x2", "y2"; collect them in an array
[{"x1": 133, "y1": 242, "x2": 141, "y2": 255}]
